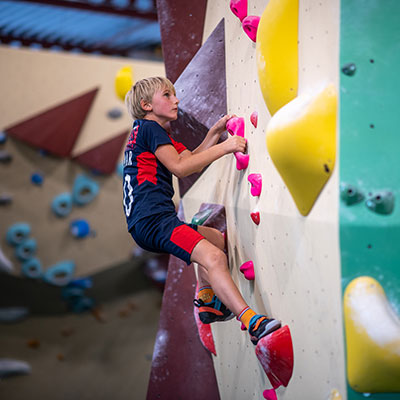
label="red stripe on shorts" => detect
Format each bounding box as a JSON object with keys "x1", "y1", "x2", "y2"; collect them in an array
[{"x1": 170, "y1": 225, "x2": 203, "y2": 254}]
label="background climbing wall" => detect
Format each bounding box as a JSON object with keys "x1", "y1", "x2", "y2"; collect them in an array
[
  {"x1": 339, "y1": 0, "x2": 400, "y2": 398},
  {"x1": 0, "y1": 46, "x2": 165, "y2": 277},
  {"x1": 180, "y1": 0, "x2": 347, "y2": 399}
]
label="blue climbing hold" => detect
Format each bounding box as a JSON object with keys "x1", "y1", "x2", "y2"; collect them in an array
[
  {"x1": 15, "y1": 238, "x2": 37, "y2": 261},
  {"x1": 21, "y1": 258, "x2": 42, "y2": 279},
  {"x1": 6, "y1": 222, "x2": 31, "y2": 246},
  {"x1": 51, "y1": 192, "x2": 73, "y2": 217},
  {"x1": 0, "y1": 131, "x2": 7, "y2": 144},
  {"x1": 68, "y1": 277, "x2": 93, "y2": 289},
  {"x1": 70, "y1": 296, "x2": 95, "y2": 313},
  {"x1": 61, "y1": 286, "x2": 85, "y2": 301},
  {"x1": 72, "y1": 174, "x2": 99, "y2": 206},
  {"x1": 43, "y1": 260, "x2": 75, "y2": 286},
  {"x1": 70, "y1": 219, "x2": 91, "y2": 238},
  {"x1": 31, "y1": 172, "x2": 44, "y2": 186}
]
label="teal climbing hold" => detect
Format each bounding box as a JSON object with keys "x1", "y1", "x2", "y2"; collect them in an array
[
  {"x1": 51, "y1": 192, "x2": 73, "y2": 217},
  {"x1": 365, "y1": 190, "x2": 394, "y2": 215},
  {"x1": 341, "y1": 62, "x2": 356, "y2": 76},
  {"x1": 340, "y1": 183, "x2": 364, "y2": 206},
  {"x1": 15, "y1": 238, "x2": 37, "y2": 261},
  {"x1": 72, "y1": 174, "x2": 99, "y2": 206},
  {"x1": 191, "y1": 209, "x2": 212, "y2": 225},
  {"x1": 21, "y1": 258, "x2": 42, "y2": 279},
  {"x1": 43, "y1": 260, "x2": 75, "y2": 287},
  {"x1": 6, "y1": 223, "x2": 31, "y2": 246}
]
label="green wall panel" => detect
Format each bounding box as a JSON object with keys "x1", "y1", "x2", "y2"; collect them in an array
[{"x1": 340, "y1": 0, "x2": 400, "y2": 399}]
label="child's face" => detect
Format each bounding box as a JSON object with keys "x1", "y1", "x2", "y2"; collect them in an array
[{"x1": 149, "y1": 86, "x2": 179, "y2": 123}]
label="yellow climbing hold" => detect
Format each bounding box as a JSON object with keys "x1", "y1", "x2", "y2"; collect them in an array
[
  {"x1": 344, "y1": 276, "x2": 400, "y2": 393},
  {"x1": 329, "y1": 389, "x2": 342, "y2": 400},
  {"x1": 115, "y1": 66, "x2": 133, "y2": 102},
  {"x1": 256, "y1": 0, "x2": 298, "y2": 116},
  {"x1": 265, "y1": 83, "x2": 337, "y2": 216}
]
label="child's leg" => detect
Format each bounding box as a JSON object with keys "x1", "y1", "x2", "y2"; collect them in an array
[
  {"x1": 191, "y1": 232, "x2": 247, "y2": 317},
  {"x1": 192, "y1": 227, "x2": 281, "y2": 343}
]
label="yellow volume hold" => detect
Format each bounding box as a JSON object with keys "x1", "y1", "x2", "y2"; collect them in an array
[
  {"x1": 344, "y1": 276, "x2": 400, "y2": 393},
  {"x1": 256, "y1": 0, "x2": 298, "y2": 116},
  {"x1": 266, "y1": 84, "x2": 337, "y2": 216}
]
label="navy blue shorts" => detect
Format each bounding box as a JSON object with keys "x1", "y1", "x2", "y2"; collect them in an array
[{"x1": 129, "y1": 213, "x2": 205, "y2": 265}]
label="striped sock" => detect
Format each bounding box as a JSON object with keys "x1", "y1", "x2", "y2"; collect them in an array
[
  {"x1": 237, "y1": 306, "x2": 257, "y2": 330},
  {"x1": 198, "y1": 286, "x2": 214, "y2": 303}
]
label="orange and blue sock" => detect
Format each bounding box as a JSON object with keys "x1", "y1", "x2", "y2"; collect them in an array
[
  {"x1": 198, "y1": 285, "x2": 214, "y2": 303},
  {"x1": 237, "y1": 306, "x2": 257, "y2": 330}
]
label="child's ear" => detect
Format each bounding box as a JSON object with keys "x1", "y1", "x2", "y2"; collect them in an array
[{"x1": 140, "y1": 99, "x2": 152, "y2": 112}]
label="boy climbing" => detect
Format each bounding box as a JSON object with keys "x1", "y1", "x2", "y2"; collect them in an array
[{"x1": 123, "y1": 76, "x2": 281, "y2": 344}]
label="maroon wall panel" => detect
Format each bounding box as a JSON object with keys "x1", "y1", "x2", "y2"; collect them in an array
[
  {"x1": 170, "y1": 19, "x2": 227, "y2": 197},
  {"x1": 146, "y1": 203, "x2": 220, "y2": 400},
  {"x1": 73, "y1": 130, "x2": 129, "y2": 174},
  {"x1": 5, "y1": 88, "x2": 98, "y2": 158},
  {"x1": 156, "y1": 0, "x2": 208, "y2": 83}
]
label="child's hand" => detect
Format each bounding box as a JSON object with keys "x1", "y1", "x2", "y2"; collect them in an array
[
  {"x1": 223, "y1": 134, "x2": 247, "y2": 154},
  {"x1": 211, "y1": 114, "x2": 237, "y2": 135}
]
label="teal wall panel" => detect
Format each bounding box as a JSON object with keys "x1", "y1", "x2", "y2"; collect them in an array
[{"x1": 340, "y1": 0, "x2": 400, "y2": 399}]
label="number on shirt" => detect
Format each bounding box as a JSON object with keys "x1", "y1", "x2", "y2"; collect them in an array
[{"x1": 123, "y1": 174, "x2": 134, "y2": 217}]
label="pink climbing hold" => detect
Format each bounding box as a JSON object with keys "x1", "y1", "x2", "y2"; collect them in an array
[
  {"x1": 263, "y1": 389, "x2": 278, "y2": 400},
  {"x1": 226, "y1": 116, "x2": 245, "y2": 137},
  {"x1": 251, "y1": 211, "x2": 260, "y2": 225},
  {"x1": 241, "y1": 322, "x2": 247, "y2": 331},
  {"x1": 240, "y1": 261, "x2": 255, "y2": 281},
  {"x1": 248, "y1": 173, "x2": 262, "y2": 196},
  {"x1": 234, "y1": 152, "x2": 249, "y2": 170},
  {"x1": 230, "y1": 0, "x2": 248, "y2": 22},
  {"x1": 250, "y1": 111, "x2": 258, "y2": 128},
  {"x1": 242, "y1": 15, "x2": 260, "y2": 42}
]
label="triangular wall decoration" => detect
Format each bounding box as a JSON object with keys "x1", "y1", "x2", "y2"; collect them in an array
[
  {"x1": 170, "y1": 19, "x2": 227, "y2": 197},
  {"x1": 73, "y1": 130, "x2": 129, "y2": 175},
  {"x1": 5, "y1": 88, "x2": 99, "y2": 158},
  {"x1": 157, "y1": 0, "x2": 207, "y2": 83}
]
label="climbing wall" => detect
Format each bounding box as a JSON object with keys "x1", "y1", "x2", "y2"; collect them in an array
[
  {"x1": 0, "y1": 47, "x2": 165, "y2": 277},
  {"x1": 339, "y1": 0, "x2": 400, "y2": 398},
  {"x1": 179, "y1": 0, "x2": 347, "y2": 399}
]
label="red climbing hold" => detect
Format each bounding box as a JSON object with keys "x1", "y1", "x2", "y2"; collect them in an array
[
  {"x1": 255, "y1": 325, "x2": 294, "y2": 389},
  {"x1": 251, "y1": 211, "x2": 260, "y2": 225},
  {"x1": 250, "y1": 111, "x2": 258, "y2": 128},
  {"x1": 230, "y1": 0, "x2": 248, "y2": 22},
  {"x1": 240, "y1": 261, "x2": 255, "y2": 281},
  {"x1": 242, "y1": 15, "x2": 260, "y2": 42}
]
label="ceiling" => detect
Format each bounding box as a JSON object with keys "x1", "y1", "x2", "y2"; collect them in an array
[{"x1": 0, "y1": 0, "x2": 162, "y2": 60}]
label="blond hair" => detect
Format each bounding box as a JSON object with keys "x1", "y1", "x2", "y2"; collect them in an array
[{"x1": 125, "y1": 76, "x2": 176, "y2": 120}]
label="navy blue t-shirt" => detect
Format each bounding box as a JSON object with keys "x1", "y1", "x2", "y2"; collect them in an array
[{"x1": 122, "y1": 119, "x2": 187, "y2": 230}]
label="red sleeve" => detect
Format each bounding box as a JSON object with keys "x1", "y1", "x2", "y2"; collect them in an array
[{"x1": 170, "y1": 136, "x2": 187, "y2": 154}]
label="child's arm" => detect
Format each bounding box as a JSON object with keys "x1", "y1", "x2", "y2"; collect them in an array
[{"x1": 155, "y1": 133, "x2": 246, "y2": 178}]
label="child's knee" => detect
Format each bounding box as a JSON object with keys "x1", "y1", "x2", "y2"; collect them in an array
[{"x1": 206, "y1": 248, "x2": 227, "y2": 271}]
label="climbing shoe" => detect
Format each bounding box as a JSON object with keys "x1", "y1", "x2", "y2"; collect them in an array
[
  {"x1": 193, "y1": 295, "x2": 235, "y2": 324},
  {"x1": 248, "y1": 315, "x2": 281, "y2": 345}
]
